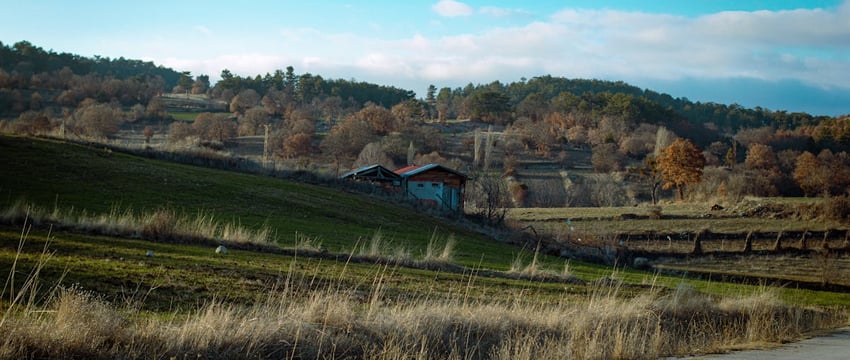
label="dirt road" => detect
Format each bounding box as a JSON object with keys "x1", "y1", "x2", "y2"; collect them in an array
[{"x1": 686, "y1": 328, "x2": 850, "y2": 359}]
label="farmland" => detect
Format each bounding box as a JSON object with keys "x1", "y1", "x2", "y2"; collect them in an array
[{"x1": 1, "y1": 134, "x2": 849, "y2": 358}]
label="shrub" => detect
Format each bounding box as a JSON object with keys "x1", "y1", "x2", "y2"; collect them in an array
[
  {"x1": 823, "y1": 195, "x2": 850, "y2": 221},
  {"x1": 647, "y1": 205, "x2": 663, "y2": 220}
]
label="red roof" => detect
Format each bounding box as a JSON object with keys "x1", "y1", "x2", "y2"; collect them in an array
[
  {"x1": 393, "y1": 165, "x2": 424, "y2": 175},
  {"x1": 394, "y1": 164, "x2": 467, "y2": 179}
]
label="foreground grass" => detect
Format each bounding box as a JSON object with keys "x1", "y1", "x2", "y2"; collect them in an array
[{"x1": 1, "y1": 226, "x2": 843, "y2": 359}]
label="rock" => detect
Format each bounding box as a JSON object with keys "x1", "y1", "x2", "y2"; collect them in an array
[
  {"x1": 711, "y1": 204, "x2": 724, "y2": 211},
  {"x1": 633, "y1": 257, "x2": 650, "y2": 269},
  {"x1": 145, "y1": 250, "x2": 154, "y2": 257},
  {"x1": 215, "y1": 245, "x2": 228, "y2": 254}
]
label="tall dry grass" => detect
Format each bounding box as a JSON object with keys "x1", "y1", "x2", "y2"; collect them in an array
[
  {"x1": 2, "y1": 212, "x2": 846, "y2": 359},
  {"x1": 0, "y1": 200, "x2": 274, "y2": 246},
  {"x1": 1, "y1": 266, "x2": 843, "y2": 359}
]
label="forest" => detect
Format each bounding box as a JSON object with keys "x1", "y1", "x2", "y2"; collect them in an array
[{"x1": 2, "y1": 39, "x2": 850, "y2": 207}]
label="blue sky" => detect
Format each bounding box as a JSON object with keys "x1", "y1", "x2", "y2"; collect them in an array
[{"x1": 1, "y1": 0, "x2": 848, "y2": 115}]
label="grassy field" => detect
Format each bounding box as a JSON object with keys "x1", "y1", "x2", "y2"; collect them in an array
[
  {"x1": 168, "y1": 111, "x2": 200, "y2": 122},
  {"x1": 1, "y1": 134, "x2": 850, "y2": 358},
  {"x1": 0, "y1": 135, "x2": 531, "y2": 269}
]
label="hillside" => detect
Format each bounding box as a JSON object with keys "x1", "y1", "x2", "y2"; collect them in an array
[{"x1": 0, "y1": 135, "x2": 536, "y2": 268}]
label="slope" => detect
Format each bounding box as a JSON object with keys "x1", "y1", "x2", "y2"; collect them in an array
[{"x1": 0, "y1": 135, "x2": 528, "y2": 269}]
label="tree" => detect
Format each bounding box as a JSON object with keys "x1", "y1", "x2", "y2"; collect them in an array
[
  {"x1": 176, "y1": 71, "x2": 193, "y2": 93},
  {"x1": 631, "y1": 155, "x2": 664, "y2": 204},
  {"x1": 278, "y1": 133, "x2": 313, "y2": 158},
  {"x1": 467, "y1": 173, "x2": 510, "y2": 225},
  {"x1": 425, "y1": 84, "x2": 437, "y2": 120},
  {"x1": 463, "y1": 90, "x2": 511, "y2": 124},
  {"x1": 168, "y1": 121, "x2": 195, "y2": 144},
  {"x1": 354, "y1": 142, "x2": 396, "y2": 169},
  {"x1": 193, "y1": 112, "x2": 236, "y2": 142},
  {"x1": 73, "y1": 102, "x2": 121, "y2": 138},
  {"x1": 238, "y1": 106, "x2": 270, "y2": 136},
  {"x1": 356, "y1": 103, "x2": 396, "y2": 135},
  {"x1": 145, "y1": 97, "x2": 166, "y2": 119},
  {"x1": 744, "y1": 143, "x2": 777, "y2": 171},
  {"x1": 657, "y1": 138, "x2": 706, "y2": 200},
  {"x1": 406, "y1": 141, "x2": 416, "y2": 166},
  {"x1": 794, "y1": 151, "x2": 828, "y2": 196},
  {"x1": 320, "y1": 117, "x2": 377, "y2": 170},
  {"x1": 191, "y1": 74, "x2": 210, "y2": 94},
  {"x1": 435, "y1": 87, "x2": 453, "y2": 122},
  {"x1": 143, "y1": 126, "x2": 154, "y2": 144},
  {"x1": 591, "y1": 143, "x2": 623, "y2": 173},
  {"x1": 229, "y1": 89, "x2": 260, "y2": 115}
]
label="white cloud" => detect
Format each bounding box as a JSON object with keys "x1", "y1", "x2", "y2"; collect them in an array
[
  {"x1": 479, "y1": 6, "x2": 532, "y2": 18},
  {"x1": 146, "y1": 1, "x2": 850, "y2": 104},
  {"x1": 192, "y1": 25, "x2": 212, "y2": 36},
  {"x1": 432, "y1": 0, "x2": 473, "y2": 17}
]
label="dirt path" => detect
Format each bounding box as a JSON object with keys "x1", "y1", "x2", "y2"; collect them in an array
[{"x1": 683, "y1": 328, "x2": 850, "y2": 359}]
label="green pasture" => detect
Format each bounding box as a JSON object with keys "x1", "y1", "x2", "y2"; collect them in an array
[{"x1": 2, "y1": 134, "x2": 850, "y2": 308}]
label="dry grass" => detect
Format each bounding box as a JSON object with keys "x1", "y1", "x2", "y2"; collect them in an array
[
  {"x1": 0, "y1": 200, "x2": 274, "y2": 246},
  {"x1": 1, "y1": 275, "x2": 841, "y2": 359},
  {"x1": 1, "y1": 214, "x2": 846, "y2": 359}
]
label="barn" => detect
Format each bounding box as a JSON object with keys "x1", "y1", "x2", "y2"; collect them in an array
[
  {"x1": 339, "y1": 164, "x2": 401, "y2": 187},
  {"x1": 394, "y1": 164, "x2": 467, "y2": 212}
]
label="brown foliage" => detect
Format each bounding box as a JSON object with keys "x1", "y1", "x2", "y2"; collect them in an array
[
  {"x1": 280, "y1": 133, "x2": 314, "y2": 159},
  {"x1": 657, "y1": 138, "x2": 705, "y2": 200},
  {"x1": 357, "y1": 103, "x2": 397, "y2": 135},
  {"x1": 193, "y1": 112, "x2": 236, "y2": 142},
  {"x1": 237, "y1": 107, "x2": 270, "y2": 136},
  {"x1": 320, "y1": 117, "x2": 377, "y2": 161},
  {"x1": 744, "y1": 143, "x2": 778, "y2": 171},
  {"x1": 793, "y1": 151, "x2": 828, "y2": 196},
  {"x1": 591, "y1": 143, "x2": 623, "y2": 173},
  {"x1": 73, "y1": 102, "x2": 121, "y2": 138},
  {"x1": 167, "y1": 122, "x2": 194, "y2": 143}
]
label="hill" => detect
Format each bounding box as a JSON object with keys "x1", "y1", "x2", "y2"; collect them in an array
[{"x1": 0, "y1": 135, "x2": 531, "y2": 268}]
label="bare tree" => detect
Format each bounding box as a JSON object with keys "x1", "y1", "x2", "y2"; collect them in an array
[
  {"x1": 238, "y1": 106, "x2": 270, "y2": 136},
  {"x1": 143, "y1": 126, "x2": 155, "y2": 144},
  {"x1": 468, "y1": 172, "x2": 510, "y2": 225},
  {"x1": 406, "y1": 141, "x2": 416, "y2": 166},
  {"x1": 354, "y1": 142, "x2": 396, "y2": 169},
  {"x1": 73, "y1": 102, "x2": 121, "y2": 138}
]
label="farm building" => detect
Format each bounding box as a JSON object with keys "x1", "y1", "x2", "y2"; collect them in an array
[
  {"x1": 340, "y1": 163, "x2": 467, "y2": 212},
  {"x1": 339, "y1": 164, "x2": 401, "y2": 188},
  {"x1": 394, "y1": 164, "x2": 467, "y2": 212}
]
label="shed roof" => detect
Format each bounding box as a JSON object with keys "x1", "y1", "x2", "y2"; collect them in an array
[
  {"x1": 394, "y1": 163, "x2": 467, "y2": 179},
  {"x1": 339, "y1": 164, "x2": 401, "y2": 181}
]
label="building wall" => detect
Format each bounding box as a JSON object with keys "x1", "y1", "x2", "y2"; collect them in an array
[{"x1": 404, "y1": 169, "x2": 465, "y2": 211}]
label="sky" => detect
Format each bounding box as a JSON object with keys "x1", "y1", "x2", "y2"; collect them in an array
[{"x1": 1, "y1": 0, "x2": 849, "y2": 116}]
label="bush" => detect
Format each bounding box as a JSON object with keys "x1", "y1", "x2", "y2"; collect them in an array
[
  {"x1": 509, "y1": 182, "x2": 529, "y2": 207},
  {"x1": 823, "y1": 195, "x2": 850, "y2": 221}
]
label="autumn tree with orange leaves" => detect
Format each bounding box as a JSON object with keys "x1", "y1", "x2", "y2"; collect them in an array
[{"x1": 657, "y1": 138, "x2": 706, "y2": 200}]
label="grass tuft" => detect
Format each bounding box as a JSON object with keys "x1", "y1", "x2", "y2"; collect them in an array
[{"x1": 1, "y1": 201, "x2": 274, "y2": 247}]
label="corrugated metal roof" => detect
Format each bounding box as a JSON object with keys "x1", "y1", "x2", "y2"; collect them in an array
[
  {"x1": 393, "y1": 164, "x2": 425, "y2": 175},
  {"x1": 339, "y1": 164, "x2": 400, "y2": 179},
  {"x1": 394, "y1": 163, "x2": 467, "y2": 178}
]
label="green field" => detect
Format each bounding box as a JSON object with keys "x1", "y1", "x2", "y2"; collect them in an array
[{"x1": 1, "y1": 134, "x2": 848, "y2": 305}]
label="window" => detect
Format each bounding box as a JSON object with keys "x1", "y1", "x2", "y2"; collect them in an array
[
  {"x1": 417, "y1": 183, "x2": 424, "y2": 188},
  {"x1": 432, "y1": 183, "x2": 440, "y2": 187}
]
